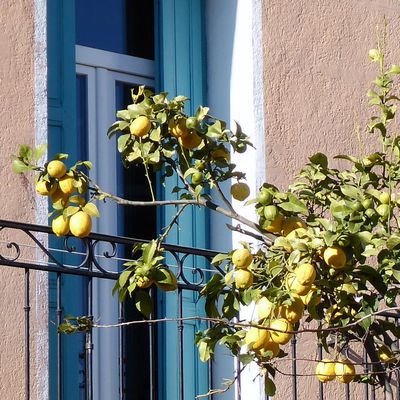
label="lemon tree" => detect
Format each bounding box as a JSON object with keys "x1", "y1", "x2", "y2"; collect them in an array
[{"x1": 12, "y1": 46, "x2": 400, "y2": 397}]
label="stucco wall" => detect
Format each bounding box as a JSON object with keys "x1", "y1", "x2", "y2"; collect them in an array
[
  {"x1": 262, "y1": 1, "x2": 400, "y2": 399},
  {"x1": 0, "y1": 0, "x2": 41, "y2": 398}
]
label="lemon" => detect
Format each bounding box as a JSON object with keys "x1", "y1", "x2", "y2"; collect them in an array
[
  {"x1": 232, "y1": 248, "x2": 253, "y2": 269},
  {"x1": 169, "y1": 118, "x2": 189, "y2": 138},
  {"x1": 323, "y1": 246, "x2": 347, "y2": 269},
  {"x1": 294, "y1": 263, "x2": 316, "y2": 285},
  {"x1": 59, "y1": 175, "x2": 75, "y2": 195},
  {"x1": 334, "y1": 359, "x2": 356, "y2": 383},
  {"x1": 234, "y1": 269, "x2": 253, "y2": 289},
  {"x1": 315, "y1": 359, "x2": 336, "y2": 383},
  {"x1": 47, "y1": 160, "x2": 67, "y2": 178},
  {"x1": 258, "y1": 190, "x2": 273, "y2": 206},
  {"x1": 69, "y1": 211, "x2": 92, "y2": 238},
  {"x1": 178, "y1": 132, "x2": 202, "y2": 149},
  {"x1": 259, "y1": 338, "x2": 280, "y2": 359},
  {"x1": 191, "y1": 171, "x2": 203, "y2": 185},
  {"x1": 285, "y1": 273, "x2": 311, "y2": 296},
  {"x1": 211, "y1": 147, "x2": 230, "y2": 161},
  {"x1": 376, "y1": 203, "x2": 390, "y2": 219},
  {"x1": 244, "y1": 327, "x2": 270, "y2": 351},
  {"x1": 279, "y1": 294, "x2": 304, "y2": 323},
  {"x1": 379, "y1": 192, "x2": 390, "y2": 204},
  {"x1": 286, "y1": 227, "x2": 308, "y2": 242},
  {"x1": 36, "y1": 179, "x2": 56, "y2": 196},
  {"x1": 155, "y1": 268, "x2": 178, "y2": 291},
  {"x1": 263, "y1": 214, "x2": 284, "y2": 234},
  {"x1": 50, "y1": 188, "x2": 70, "y2": 208},
  {"x1": 130, "y1": 115, "x2": 151, "y2": 137},
  {"x1": 269, "y1": 318, "x2": 293, "y2": 345},
  {"x1": 136, "y1": 276, "x2": 154, "y2": 289},
  {"x1": 281, "y1": 217, "x2": 306, "y2": 236},
  {"x1": 378, "y1": 345, "x2": 396, "y2": 363},
  {"x1": 51, "y1": 215, "x2": 70, "y2": 237},
  {"x1": 256, "y1": 297, "x2": 276, "y2": 320},
  {"x1": 231, "y1": 182, "x2": 250, "y2": 201},
  {"x1": 300, "y1": 285, "x2": 321, "y2": 306}
]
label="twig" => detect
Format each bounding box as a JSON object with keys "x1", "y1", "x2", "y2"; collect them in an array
[{"x1": 158, "y1": 204, "x2": 189, "y2": 246}]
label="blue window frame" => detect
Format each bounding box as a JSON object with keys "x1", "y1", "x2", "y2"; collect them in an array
[{"x1": 48, "y1": 1, "x2": 208, "y2": 398}]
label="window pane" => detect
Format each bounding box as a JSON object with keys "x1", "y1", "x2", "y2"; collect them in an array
[
  {"x1": 76, "y1": 74, "x2": 88, "y2": 161},
  {"x1": 76, "y1": 0, "x2": 154, "y2": 59}
]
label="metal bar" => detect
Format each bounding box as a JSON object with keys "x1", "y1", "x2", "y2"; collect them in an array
[
  {"x1": 118, "y1": 300, "x2": 124, "y2": 400},
  {"x1": 85, "y1": 241, "x2": 94, "y2": 400},
  {"x1": 178, "y1": 283, "x2": 184, "y2": 400},
  {"x1": 363, "y1": 348, "x2": 369, "y2": 400},
  {"x1": 57, "y1": 272, "x2": 62, "y2": 400},
  {"x1": 345, "y1": 383, "x2": 350, "y2": 400},
  {"x1": 291, "y1": 335, "x2": 297, "y2": 400},
  {"x1": 24, "y1": 268, "x2": 30, "y2": 400},
  {"x1": 149, "y1": 287, "x2": 155, "y2": 400},
  {"x1": 318, "y1": 343, "x2": 323, "y2": 400}
]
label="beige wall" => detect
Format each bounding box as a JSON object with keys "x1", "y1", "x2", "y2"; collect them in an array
[
  {"x1": 0, "y1": 0, "x2": 40, "y2": 398},
  {"x1": 262, "y1": 1, "x2": 400, "y2": 398}
]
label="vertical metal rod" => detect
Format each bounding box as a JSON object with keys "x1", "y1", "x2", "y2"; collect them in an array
[
  {"x1": 24, "y1": 268, "x2": 31, "y2": 400},
  {"x1": 291, "y1": 335, "x2": 297, "y2": 400},
  {"x1": 345, "y1": 383, "x2": 350, "y2": 400},
  {"x1": 118, "y1": 300, "x2": 124, "y2": 400},
  {"x1": 56, "y1": 272, "x2": 62, "y2": 400},
  {"x1": 363, "y1": 348, "x2": 369, "y2": 400},
  {"x1": 178, "y1": 283, "x2": 184, "y2": 400},
  {"x1": 85, "y1": 252, "x2": 93, "y2": 400},
  {"x1": 149, "y1": 288, "x2": 155, "y2": 400},
  {"x1": 318, "y1": 343, "x2": 323, "y2": 400}
]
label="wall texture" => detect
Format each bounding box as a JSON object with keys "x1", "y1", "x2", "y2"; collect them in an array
[
  {"x1": 262, "y1": 1, "x2": 400, "y2": 399},
  {"x1": 0, "y1": 0, "x2": 38, "y2": 398}
]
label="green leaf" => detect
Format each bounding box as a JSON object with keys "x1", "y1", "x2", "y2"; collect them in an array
[
  {"x1": 83, "y1": 202, "x2": 100, "y2": 218},
  {"x1": 134, "y1": 290, "x2": 153, "y2": 318},
  {"x1": 198, "y1": 340, "x2": 211, "y2": 362},
  {"x1": 119, "y1": 270, "x2": 133, "y2": 288},
  {"x1": 142, "y1": 240, "x2": 158, "y2": 264},
  {"x1": 340, "y1": 185, "x2": 360, "y2": 199},
  {"x1": 12, "y1": 159, "x2": 30, "y2": 174},
  {"x1": 389, "y1": 65, "x2": 400, "y2": 75},
  {"x1": 211, "y1": 253, "x2": 229, "y2": 265},
  {"x1": 309, "y1": 153, "x2": 328, "y2": 168},
  {"x1": 117, "y1": 134, "x2": 130, "y2": 152},
  {"x1": 279, "y1": 194, "x2": 308, "y2": 214},
  {"x1": 264, "y1": 376, "x2": 276, "y2": 396},
  {"x1": 33, "y1": 143, "x2": 47, "y2": 160},
  {"x1": 19, "y1": 145, "x2": 33, "y2": 160},
  {"x1": 387, "y1": 235, "x2": 400, "y2": 250}
]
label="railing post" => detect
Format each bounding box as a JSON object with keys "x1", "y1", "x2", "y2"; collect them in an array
[
  {"x1": 24, "y1": 268, "x2": 30, "y2": 400},
  {"x1": 291, "y1": 334, "x2": 297, "y2": 400}
]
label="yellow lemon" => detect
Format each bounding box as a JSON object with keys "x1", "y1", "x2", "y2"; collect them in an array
[
  {"x1": 51, "y1": 215, "x2": 70, "y2": 237},
  {"x1": 231, "y1": 182, "x2": 250, "y2": 201},
  {"x1": 269, "y1": 318, "x2": 293, "y2": 345},
  {"x1": 59, "y1": 175, "x2": 75, "y2": 195},
  {"x1": 232, "y1": 248, "x2": 253, "y2": 269},
  {"x1": 69, "y1": 211, "x2": 92, "y2": 238},
  {"x1": 379, "y1": 192, "x2": 390, "y2": 204},
  {"x1": 334, "y1": 359, "x2": 356, "y2": 383},
  {"x1": 285, "y1": 273, "x2": 311, "y2": 296},
  {"x1": 294, "y1": 263, "x2": 316, "y2": 285},
  {"x1": 136, "y1": 276, "x2": 154, "y2": 289},
  {"x1": 256, "y1": 297, "x2": 276, "y2": 320},
  {"x1": 234, "y1": 269, "x2": 253, "y2": 289},
  {"x1": 178, "y1": 132, "x2": 202, "y2": 149},
  {"x1": 47, "y1": 160, "x2": 67, "y2": 178},
  {"x1": 263, "y1": 214, "x2": 284, "y2": 234},
  {"x1": 300, "y1": 285, "x2": 321, "y2": 306},
  {"x1": 281, "y1": 217, "x2": 306, "y2": 236},
  {"x1": 259, "y1": 337, "x2": 280, "y2": 359},
  {"x1": 169, "y1": 118, "x2": 188, "y2": 138},
  {"x1": 315, "y1": 359, "x2": 336, "y2": 383},
  {"x1": 36, "y1": 179, "x2": 56, "y2": 196},
  {"x1": 130, "y1": 115, "x2": 151, "y2": 137},
  {"x1": 286, "y1": 227, "x2": 308, "y2": 242},
  {"x1": 50, "y1": 188, "x2": 70, "y2": 208},
  {"x1": 378, "y1": 345, "x2": 396, "y2": 364},
  {"x1": 279, "y1": 294, "x2": 304, "y2": 323},
  {"x1": 323, "y1": 246, "x2": 347, "y2": 269},
  {"x1": 245, "y1": 327, "x2": 270, "y2": 351}
]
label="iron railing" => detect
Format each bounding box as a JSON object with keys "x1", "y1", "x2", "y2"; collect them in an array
[{"x1": 0, "y1": 219, "x2": 399, "y2": 400}]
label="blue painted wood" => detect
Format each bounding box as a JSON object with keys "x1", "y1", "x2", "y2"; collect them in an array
[
  {"x1": 156, "y1": 0, "x2": 209, "y2": 398},
  {"x1": 47, "y1": 2, "x2": 87, "y2": 399}
]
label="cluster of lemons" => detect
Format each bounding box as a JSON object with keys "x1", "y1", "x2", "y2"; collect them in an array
[
  {"x1": 315, "y1": 358, "x2": 356, "y2": 384},
  {"x1": 36, "y1": 160, "x2": 92, "y2": 238}
]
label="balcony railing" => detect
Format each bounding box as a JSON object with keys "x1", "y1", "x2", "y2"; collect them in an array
[{"x1": 0, "y1": 219, "x2": 399, "y2": 400}]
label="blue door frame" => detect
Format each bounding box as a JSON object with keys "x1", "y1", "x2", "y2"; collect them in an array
[{"x1": 47, "y1": 0, "x2": 209, "y2": 398}]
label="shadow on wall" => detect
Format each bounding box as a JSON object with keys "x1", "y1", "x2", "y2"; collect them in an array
[{"x1": 206, "y1": 0, "x2": 238, "y2": 253}]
